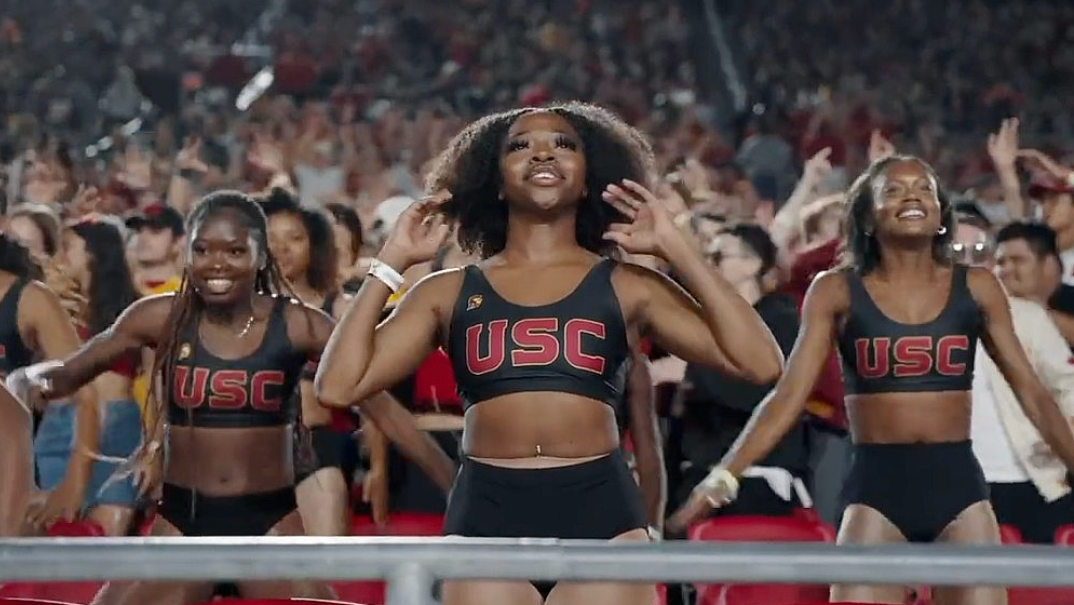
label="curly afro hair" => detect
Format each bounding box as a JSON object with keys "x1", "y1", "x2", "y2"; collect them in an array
[
  {"x1": 840, "y1": 154, "x2": 955, "y2": 275},
  {"x1": 425, "y1": 102, "x2": 657, "y2": 259}
]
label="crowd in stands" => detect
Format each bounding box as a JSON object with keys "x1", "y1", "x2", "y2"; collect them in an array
[{"x1": 2, "y1": 0, "x2": 1074, "y2": 603}]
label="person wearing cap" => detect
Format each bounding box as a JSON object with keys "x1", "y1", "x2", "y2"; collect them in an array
[
  {"x1": 125, "y1": 204, "x2": 184, "y2": 296},
  {"x1": 125, "y1": 204, "x2": 185, "y2": 415},
  {"x1": 1021, "y1": 149, "x2": 1074, "y2": 285}
]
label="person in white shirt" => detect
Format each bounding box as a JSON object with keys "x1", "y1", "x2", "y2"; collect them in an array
[{"x1": 960, "y1": 217, "x2": 1074, "y2": 543}]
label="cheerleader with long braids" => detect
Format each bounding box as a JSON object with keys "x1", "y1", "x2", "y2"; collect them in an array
[{"x1": 10, "y1": 191, "x2": 453, "y2": 604}]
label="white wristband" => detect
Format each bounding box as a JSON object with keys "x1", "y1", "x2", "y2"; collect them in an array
[
  {"x1": 368, "y1": 259, "x2": 404, "y2": 293},
  {"x1": 699, "y1": 466, "x2": 740, "y2": 500}
]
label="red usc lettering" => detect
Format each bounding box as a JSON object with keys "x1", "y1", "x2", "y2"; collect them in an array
[
  {"x1": 173, "y1": 366, "x2": 286, "y2": 411},
  {"x1": 936, "y1": 335, "x2": 970, "y2": 375},
  {"x1": 465, "y1": 320, "x2": 508, "y2": 375},
  {"x1": 855, "y1": 337, "x2": 890, "y2": 378},
  {"x1": 854, "y1": 335, "x2": 970, "y2": 378},
  {"x1": 511, "y1": 318, "x2": 560, "y2": 366},
  {"x1": 465, "y1": 318, "x2": 607, "y2": 376},
  {"x1": 565, "y1": 319, "x2": 606, "y2": 373},
  {"x1": 893, "y1": 336, "x2": 932, "y2": 377},
  {"x1": 209, "y1": 370, "x2": 246, "y2": 408}
]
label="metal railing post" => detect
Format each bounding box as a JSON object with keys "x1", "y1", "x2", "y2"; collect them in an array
[{"x1": 386, "y1": 562, "x2": 435, "y2": 605}]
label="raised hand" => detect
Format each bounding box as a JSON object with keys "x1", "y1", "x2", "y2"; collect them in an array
[
  {"x1": 602, "y1": 179, "x2": 687, "y2": 260},
  {"x1": 1018, "y1": 148, "x2": 1073, "y2": 182},
  {"x1": 987, "y1": 118, "x2": 1019, "y2": 169},
  {"x1": 68, "y1": 184, "x2": 103, "y2": 218},
  {"x1": 802, "y1": 147, "x2": 833, "y2": 185},
  {"x1": 868, "y1": 129, "x2": 896, "y2": 163},
  {"x1": 377, "y1": 191, "x2": 454, "y2": 271},
  {"x1": 247, "y1": 132, "x2": 287, "y2": 175},
  {"x1": 175, "y1": 136, "x2": 209, "y2": 174},
  {"x1": 117, "y1": 145, "x2": 152, "y2": 191}
]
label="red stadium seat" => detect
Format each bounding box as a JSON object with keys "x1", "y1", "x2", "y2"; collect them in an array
[
  {"x1": 1007, "y1": 530, "x2": 1074, "y2": 605},
  {"x1": 0, "y1": 521, "x2": 109, "y2": 604},
  {"x1": 0, "y1": 583, "x2": 101, "y2": 605},
  {"x1": 339, "y1": 513, "x2": 445, "y2": 605},
  {"x1": 689, "y1": 516, "x2": 835, "y2": 605},
  {"x1": 45, "y1": 520, "x2": 104, "y2": 537},
  {"x1": 0, "y1": 599, "x2": 82, "y2": 605},
  {"x1": 1054, "y1": 524, "x2": 1074, "y2": 545},
  {"x1": 688, "y1": 515, "x2": 836, "y2": 543},
  {"x1": 654, "y1": 582, "x2": 668, "y2": 605},
  {"x1": 998, "y1": 524, "x2": 1024, "y2": 545},
  {"x1": 329, "y1": 582, "x2": 384, "y2": 605},
  {"x1": 0, "y1": 519, "x2": 109, "y2": 604},
  {"x1": 191, "y1": 600, "x2": 367, "y2": 604},
  {"x1": 412, "y1": 350, "x2": 460, "y2": 410},
  {"x1": 350, "y1": 513, "x2": 443, "y2": 536},
  {"x1": 1008, "y1": 587, "x2": 1074, "y2": 605},
  {"x1": 700, "y1": 583, "x2": 829, "y2": 605}
]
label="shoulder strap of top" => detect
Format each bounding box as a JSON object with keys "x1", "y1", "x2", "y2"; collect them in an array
[
  {"x1": 571, "y1": 258, "x2": 616, "y2": 295},
  {"x1": 952, "y1": 263, "x2": 968, "y2": 293},
  {"x1": 0, "y1": 277, "x2": 27, "y2": 316},
  {"x1": 841, "y1": 269, "x2": 864, "y2": 301}
]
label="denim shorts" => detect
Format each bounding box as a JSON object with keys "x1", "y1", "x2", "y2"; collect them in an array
[{"x1": 34, "y1": 400, "x2": 143, "y2": 509}]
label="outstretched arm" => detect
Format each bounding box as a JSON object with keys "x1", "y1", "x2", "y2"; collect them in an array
[
  {"x1": 668, "y1": 271, "x2": 845, "y2": 530},
  {"x1": 971, "y1": 268, "x2": 1074, "y2": 472},
  {"x1": 24, "y1": 295, "x2": 171, "y2": 399}
]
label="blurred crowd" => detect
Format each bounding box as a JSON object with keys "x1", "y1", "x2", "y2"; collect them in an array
[{"x1": 2, "y1": 0, "x2": 1074, "y2": 599}]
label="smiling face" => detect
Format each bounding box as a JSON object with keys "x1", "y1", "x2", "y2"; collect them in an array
[
  {"x1": 869, "y1": 159, "x2": 943, "y2": 240},
  {"x1": 498, "y1": 110, "x2": 587, "y2": 212},
  {"x1": 187, "y1": 210, "x2": 261, "y2": 305}
]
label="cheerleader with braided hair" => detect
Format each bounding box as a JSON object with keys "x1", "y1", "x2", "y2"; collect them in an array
[{"x1": 11, "y1": 191, "x2": 453, "y2": 604}]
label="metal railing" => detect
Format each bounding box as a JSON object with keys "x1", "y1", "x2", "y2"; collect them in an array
[{"x1": 3, "y1": 538, "x2": 1074, "y2": 605}]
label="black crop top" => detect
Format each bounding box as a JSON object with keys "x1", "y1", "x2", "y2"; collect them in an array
[
  {"x1": 837, "y1": 265, "x2": 981, "y2": 395},
  {"x1": 0, "y1": 278, "x2": 33, "y2": 379},
  {"x1": 447, "y1": 259, "x2": 630, "y2": 410},
  {"x1": 168, "y1": 297, "x2": 307, "y2": 428}
]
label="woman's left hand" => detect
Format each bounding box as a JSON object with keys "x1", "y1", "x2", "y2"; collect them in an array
[
  {"x1": 602, "y1": 179, "x2": 691, "y2": 261},
  {"x1": 25, "y1": 474, "x2": 85, "y2": 530}
]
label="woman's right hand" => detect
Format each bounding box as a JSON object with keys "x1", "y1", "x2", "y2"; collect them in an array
[
  {"x1": 6, "y1": 361, "x2": 61, "y2": 410},
  {"x1": 377, "y1": 191, "x2": 453, "y2": 271},
  {"x1": 361, "y1": 468, "x2": 389, "y2": 526},
  {"x1": 132, "y1": 444, "x2": 163, "y2": 500}
]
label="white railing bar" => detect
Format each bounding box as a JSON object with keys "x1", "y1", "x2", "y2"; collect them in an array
[{"x1": 2, "y1": 537, "x2": 1073, "y2": 588}]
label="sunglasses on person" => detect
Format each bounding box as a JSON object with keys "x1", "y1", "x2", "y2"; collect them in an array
[{"x1": 949, "y1": 241, "x2": 993, "y2": 265}]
